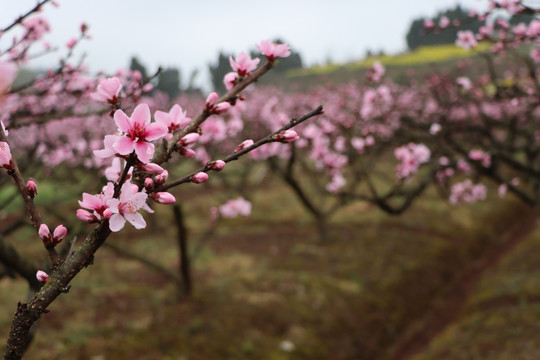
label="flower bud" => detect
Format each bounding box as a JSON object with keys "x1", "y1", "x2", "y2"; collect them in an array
[
  {"x1": 154, "y1": 170, "x2": 168, "y2": 186},
  {"x1": 178, "y1": 133, "x2": 200, "y2": 147},
  {"x1": 209, "y1": 160, "x2": 226, "y2": 171},
  {"x1": 76, "y1": 209, "x2": 99, "y2": 223},
  {"x1": 151, "y1": 192, "x2": 176, "y2": 204},
  {"x1": 236, "y1": 139, "x2": 254, "y2": 152},
  {"x1": 178, "y1": 147, "x2": 196, "y2": 158},
  {"x1": 38, "y1": 224, "x2": 51, "y2": 244},
  {"x1": 52, "y1": 225, "x2": 67, "y2": 244},
  {"x1": 191, "y1": 172, "x2": 209, "y2": 184},
  {"x1": 144, "y1": 177, "x2": 154, "y2": 192},
  {"x1": 103, "y1": 208, "x2": 113, "y2": 220},
  {"x1": 27, "y1": 179, "x2": 38, "y2": 197},
  {"x1": 137, "y1": 163, "x2": 164, "y2": 175},
  {"x1": 205, "y1": 92, "x2": 218, "y2": 109},
  {"x1": 213, "y1": 102, "x2": 231, "y2": 114},
  {"x1": 274, "y1": 130, "x2": 299, "y2": 143},
  {"x1": 36, "y1": 270, "x2": 50, "y2": 284}
]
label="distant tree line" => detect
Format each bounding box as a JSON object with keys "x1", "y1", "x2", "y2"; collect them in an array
[
  {"x1": 209, "y1": 38, "x2": 303, "y2": 93},
  {"x1": 129, "y1": 38, "x2": 303, "y2": 96},
  {"x1": 406, "y1": 5, "x2": 534, "y2": 50}
]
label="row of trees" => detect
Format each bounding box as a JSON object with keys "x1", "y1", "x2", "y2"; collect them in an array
[{"x1": 1, "y1": 0, "x2": 540, "y2": 359}]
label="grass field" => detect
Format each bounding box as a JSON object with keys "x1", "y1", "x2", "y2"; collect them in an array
[{"x1": 1, "y1": 175, "x2": 538, "y2": 359}]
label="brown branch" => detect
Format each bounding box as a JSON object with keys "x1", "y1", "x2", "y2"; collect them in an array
[{"x1": 154, "y1": 105, "x2": 324, "y2": 193}]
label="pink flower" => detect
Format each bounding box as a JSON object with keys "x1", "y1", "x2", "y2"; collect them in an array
[
  {"x1": 224, "y1": 72, "x2": 238, "y2": 90},
  {"x1": 93, "y1": 135, "x2": 120, "y2": 159},
  {"x1": 429, "y1": 123, "x2": 442, "y2": 135},
  {"x1": 0, "y1": 142, "x2": 13, "y2": 170},
  {"x1": 219, "y1": 197, "x2": 252, "y2": 218},
  {"x1": 531, "y1": 49, "x2": 540, "y2": 64},
  {"x1": 367, "y1": 61, "x2": 385, "y2": 82},
  {"x1": 424, "y1": 19, "x2": 435, "y2": 28},
  {"x1": 36, "y1": 270, "x2": 50, "y2": 284},
  {"x1": 439, "y1": 16, "x2": 450, "y2": 28},
  {"x1": 105, "y1": 158, "x2": 132, "y2": 182},
  {"x1": 256, "y1": 39, "x2": 291, "y2": 61},
  {"x1": 78, "y1": 183, "x2": 115, "y2": 221},
  {"x1": 107, "y1": 182, "x2": 149, "y2": 232},
  {"x1": 456, "y1": 30, "x2": 477, "y2": 50},
  {"x1": 0, "y1": 61, "x2": 17, "y2": 94},
  {"x1": 22, "y1": 17, "x2": 50, "y2": 41},
  {"x1": 154, "y1": 104, "x2": 191, "y2": 141},
  {"x1": 66, "y1": 37, "x2": 77, "y2": 49},
  {"x1": 151, "y1": 192, "x2": 176, "y2": 204},
  {"x1": 229, "y1": 51, "x2": 260, "y2": 76},
  {"x1": 191, "y1": 172, "x2": 208, "y2": 184},
  {"x1": 113, "y1": 104, "x2": 168, "y2": 163},
  {"x1": 91, "y1": 77, "x2": 122, "y2": 104}
]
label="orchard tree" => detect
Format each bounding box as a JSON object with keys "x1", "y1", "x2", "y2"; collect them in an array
[{"x1": 0, "y1": 3, "x2": 323, "y2": 359}]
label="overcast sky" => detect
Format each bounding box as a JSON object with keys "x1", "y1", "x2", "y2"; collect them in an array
[{"x1": 2, "y1": 0, "x2": 488, "y2": 89}]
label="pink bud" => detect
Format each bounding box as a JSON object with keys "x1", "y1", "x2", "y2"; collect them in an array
[
  {"x1": 76, "y1": 209, "x2": 99, "y2": 223},
  {"x1": 137, "y1": 163, "x2": 164, "y2": 175},
  {"x1": 142, "y1": 83, "x2": 153, "y2": 93},
  {"x1": 38, "y1": 224, "x2": 51, "y2": 244},
  {"x1": 178, "y1": 133, "x2": 200, "y2": 147},
  {"x1": 205, "y1": 92, "x2": 219, "y2": 109},
  {"x1": 144, "y1": 177, "x2": 154, "y2": 191},
  {"x1": 154, "y1": 170, "x2": 169, "y2": 186},
  {"x1": 213, "y1": 102, "x2": 231, "y2": 114},
  {"x1": 209, "y1": 160, "x2": 226, "y2": 171},
  {"x1": 52, "y1": 225, "x2": 67, "y2": 244},
  {"x1": 26, "y1": 179, "x2": 38, "y2": 197},
  {"x1": 191, "y1": 172, "x2": 209, "y2": 184},
  {"x1": 36, "y1": 270, "x2": 50, "y2": 284},
  {"x1": 178, "y1": 147, "x2": 196, "y2": 158},
  {"x1": 236, "y1": 139, "x2": 254, "y2": 152},
  {"x1": 275, "y1": 130, "x2": 299, "y2": 143},
  {"x1": 151, "y1": 192, "x2": 176, "y2": 204},
  {"x1": 103, "y1": 208, "x2": 113, "y2": 220}
]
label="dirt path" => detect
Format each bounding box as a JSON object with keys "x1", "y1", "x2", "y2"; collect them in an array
[{"x1": 385, "y1": 207, "x2": 538, "y2": 360}]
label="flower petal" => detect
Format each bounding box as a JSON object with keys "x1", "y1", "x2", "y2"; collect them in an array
[
  {"x1": 135, "y1": 141, "x2": 154, "y2": 163},
  {"x1": 124, "y1": 212, "x2": 146, "y2": 229},
  {"x1": 109, "y1": 213, "x2": 126, "y2": 232},
  {"x1": 144, "y1": 122, "x2": 168, "y2": 141},
  {"x1": 132, "y1": 103, "x2": 151, "y2": 127},
  {"x1": 114, "y1": 110, "x2": 131, "y2": 133},
  {"x1": 113, "y1": 136, "x2": 135, "y2": 155}
]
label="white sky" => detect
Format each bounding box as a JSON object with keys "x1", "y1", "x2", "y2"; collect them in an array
[{"x1": 1, "y1": 0, "x2": 488, "y2": 89}]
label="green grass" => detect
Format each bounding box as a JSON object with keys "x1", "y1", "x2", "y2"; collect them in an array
[
  {"x1": 1, "y1": 176, "x2": 535, "y2": 359},
  {"x1": 286, "y1": 43, "x2": 491, "y2": 78}
]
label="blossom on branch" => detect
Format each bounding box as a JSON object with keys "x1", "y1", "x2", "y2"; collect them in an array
[
  {"x1": 0, "y1": 142, "x2": 13, "y2": 170},
  {"x1": 256, "y1": 39, "x2": 291, "y2": 61},
  {"x1": 91, "y1": 77, "x2": 122, "y2": 104},
  {"x1": 219, "y1": 197, "x2": 252, "y2": 218},
  {"x1": 113, "y1": 104, "x2": 168, "y2": 163},
  {"x1": 154, "y1": 104, "x2": 191, "y2": 141},
  {"x1": 0, "y1": 61, "x2": 17, "y2": 94},
  {"x1": 455, "y1": 30, "x2": 478, "y2": 50},
  {"x1": 36, "y1": 270, "x2": 50, "y2": 284},
  {"x1": 229, "y1": 51, "x2": 260, "y2": 76},
  {"x1": 107, "y1": 182, "x2": 149, "y2": 232}
]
